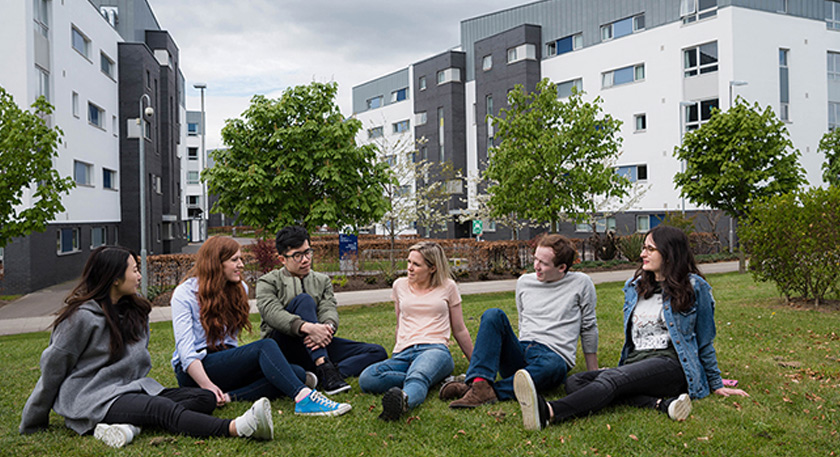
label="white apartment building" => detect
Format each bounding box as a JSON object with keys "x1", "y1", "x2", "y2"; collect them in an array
[{"x1": 352, "y1": 0, "x2": 839, "y2": 241}]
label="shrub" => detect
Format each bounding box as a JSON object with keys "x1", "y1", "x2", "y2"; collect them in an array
[
  {"x1": 332, "y1": 275, "x2": 348, "y2": 288},
  {"x1": 250, "y1": 238, "x2": 280, "y2": 275},
  {"x1": 740, "y1": 187, "x2": 840, "y2": 305},
  {"x1": 616, "y1": 233, "x2": 645, "y2": 262}
]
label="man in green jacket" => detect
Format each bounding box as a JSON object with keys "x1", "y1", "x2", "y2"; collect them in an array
[{"x1": 256, "y1": 226, "x2": 387, "y2": 395}]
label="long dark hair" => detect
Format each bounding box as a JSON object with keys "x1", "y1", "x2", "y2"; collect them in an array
[
  {"x1": 633, "y1": 225, "x2": 703, "y2": 313},
  {"x1": 54, "y1": 246, "x2": 151, "y2": 363},
  {"x1": 184, "y1": 236, "x2": 250, "y2": 350}
]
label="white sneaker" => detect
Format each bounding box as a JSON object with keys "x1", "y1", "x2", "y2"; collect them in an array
[
  {"x1": 94, "y1": 423, "x2": 141, "y2": 448},
  {"x1": 667, "y1": 393, "x2": 692, "y2": 421},
  {"x1": 305, "y1": 371, "x2": 318, "y2": 390},
  {"x1": 235, "y1": 397, "x2": 274, "y2": 440}
]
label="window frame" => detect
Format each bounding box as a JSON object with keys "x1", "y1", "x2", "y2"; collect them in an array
[
  {"x1": 602, "y1": 64, "x2": 645, "y2": 88},
  {"x1": 683, "y1": 41, "x2": 718, "y2": 77},
  {"x1": 71, "y1": 26, "x2": 90, "y2": 59},
  {"x1": 506, "y1": 44, "x2": 536, "y2": 64},
  {"x1": 56, "y1": 227, "x2": 81, "y2": 255},
  {"x1": 392, "y1": 120, "x2": 410, "y2": 134},
  {"x1": 601, "y1": 15, "x2": 644, "y2": 42},
  {"x1": 90, "y1": 226, "x2": 107, "y2": 248},
  {"x1": 436, "y1": 68, "x2": 461, "y2": 85},
  {"x1": 103, "y1": 168, "x2": 117, "y2": 190},
  {"x1": 416, "y1": 111, "x2": 427, "y2": 126},
  {"x1": 100, "y1": 52, "x2": 115, "y2": 79},
  {"x1": 73, "y1": 160, "x2": 92, "y2": 186},
  {"x1": 482, "y1": 54, "x2": 493, "y2": 71},
  {"x1": 187, "y1": 171, "x2": 200, "y2": 185},
  {"x1": 684, "y1": 98, "x2": 719, "y2": 131},
  {"x1": 88, "y1": 102, "x2": 105, "y2": 129},
  {"x1": 367, "y1": 126, "x2": 383, "y2": 139},
  {"x1": 634, "y1": 113, "x2": 647, "y2": 132},
  {"x1": 681, "y1": 0, "x2": 718, "y2": 23},
  {"x1": 556, "y1": 78, "x2": 583, "y2": 98},
  {"x1": 419, "y1": 76, "x2": 427, "y2": 91},
  {"x1": 366, "y1": 95, "x2": 383, "y2": 110},
  {"x1": 576, "y1": 217, "x2": 616, "y2": 233},
  {"x1": 391, "y1": 88, "x2": 408, "y2": 103}
]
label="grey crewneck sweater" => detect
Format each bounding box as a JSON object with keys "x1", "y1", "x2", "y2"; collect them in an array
[{"x1": 516, "y1": 271, "x2": 599, "y2": 368}]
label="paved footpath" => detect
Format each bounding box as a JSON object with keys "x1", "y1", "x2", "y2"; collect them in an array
[{"x1": 0, "y1": 261, "x2": 739, "y2": 337}]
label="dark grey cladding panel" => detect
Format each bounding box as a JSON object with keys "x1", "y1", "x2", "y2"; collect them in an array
[
  {"x1": 473, "y1": 24, "x2": 542, "y2": 169},
  {"x1": 413, "y1": 51, "x2": 468, "y2": 173},
  {"x1": 352, "y1": 67, "x2": 410, "y2": 114}
]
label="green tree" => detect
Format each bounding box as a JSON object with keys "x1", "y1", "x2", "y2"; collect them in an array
[
  {"x1": 485, "y1": 80, "x2": 628, "y2": 232},
  {"x1": 818, "y1": 128, "x2": 840, "y2": 186},
  {"x1": 673, "y1": 98, "x2": 805, "y2": 272},
  {"x1": 203, "y1": 82, "x2": 390, "y2": 234},
  {"x1": 0, "y1": 87, "x2": 74, "y2": 249}
]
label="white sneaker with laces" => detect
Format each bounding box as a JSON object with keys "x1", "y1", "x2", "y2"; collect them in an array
[
  {"x1": 93, "y1": 423, "x2": 141, "y2": 448},
  {"x1": 235, "y1": 397, "x2": 274, "y2": 440}
]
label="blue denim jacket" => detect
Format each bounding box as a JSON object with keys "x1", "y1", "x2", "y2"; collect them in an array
[{"x1": 619, "y1": 274, "x2": 723, "y2": 399}]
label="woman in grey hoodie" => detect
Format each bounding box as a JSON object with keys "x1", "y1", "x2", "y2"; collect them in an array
[{"x1": 19, "y1": 246, "x2": 273, "y2": 447}]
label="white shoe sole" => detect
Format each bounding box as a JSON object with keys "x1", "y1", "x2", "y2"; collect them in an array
[
  {"x1": 305, "y1": 371, "x2": 319, "y2": 390},
  {"x1": 514, "y1": 369, "x2": 542, "y2": 431},
  {"x1": 323, "y1": 383, "x2": 351, "y2": 395},
  {"x1": 93, "y1": 424, "x2": 130, "y2": 448},
  {"x1": 251, "y1": 398, "x2": 274, "y2": 440},
  {"x1": 668, "y1": 393, "x2": 692, "y2": 421}
]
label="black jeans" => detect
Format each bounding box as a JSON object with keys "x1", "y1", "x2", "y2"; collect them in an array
[
  {"x1": 102, "y1": 387, "x2": 230, "y2": 437},
  {"x1": 548, "y1": 356, "x2": 687, "y2": 423}
]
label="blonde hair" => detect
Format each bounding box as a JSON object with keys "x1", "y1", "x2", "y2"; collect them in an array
[{"x1": 408, "y1": 241, "x2": 453, "y2": 289}]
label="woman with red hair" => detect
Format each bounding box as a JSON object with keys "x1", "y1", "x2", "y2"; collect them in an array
[{"x1": 171, "y1": 236, "x2": 350, "y2": 417}]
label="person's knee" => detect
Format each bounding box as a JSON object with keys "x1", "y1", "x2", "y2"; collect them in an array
[
  {"x1": 480, "y1": 308, "x2": 507, "y2": 326},
  {"x1": 193, "y1": 389, "x2": 217, "y2": 414},
  {"x1": 288, "y1": 293, "x2": 317, "y2": 312},
  {"x1": 368, "y1": 344, "x2": 388, "y2": 360}
]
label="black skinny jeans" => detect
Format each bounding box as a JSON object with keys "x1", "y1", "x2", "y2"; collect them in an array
[
  {"x1": 102, "y1": 387, "x2": 230, "y2": 437},
  {"x1": 548, "y1": 356, "x2": 687, "y2": 423}
]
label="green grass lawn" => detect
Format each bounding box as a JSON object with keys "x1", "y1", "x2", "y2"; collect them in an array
[{"x1": 1, "y1": 272, "x2": 838, "y2": 456}]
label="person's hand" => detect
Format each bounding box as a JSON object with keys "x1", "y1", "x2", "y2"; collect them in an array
[
  {"x1": 714, "y1": 387, "x2": 749, "y2": 397},
  {"x1": 301, "y1": 322, "x2": 333, "y2": 349},
  {"x1": 200, "y1": 381, "x2": 228, "y2": 406}
]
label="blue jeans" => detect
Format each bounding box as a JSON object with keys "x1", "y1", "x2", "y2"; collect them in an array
[
  {"x1": 548, "y1": 356, "x2": 687, "y2": 423},
  {"x1": 175, "y1": 339, "x2": 307, "y2": 401},
  {"x1": 268, "y1": 294, "x2": 388, "y2": 377},
  {"x1": 466, "y1": 308, "x2": 568, "y2": 401},
  {"x1": 358, "y1": 344, "x2": 454, "y2": 409}
]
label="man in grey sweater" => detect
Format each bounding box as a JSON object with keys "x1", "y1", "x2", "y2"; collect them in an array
[{"x1": 444, "y1": 234, "x2": 599, "y2": 408}]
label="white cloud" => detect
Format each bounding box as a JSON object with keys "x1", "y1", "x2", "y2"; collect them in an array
[{"x1": 151, "y1": 0, "x2": 530, "y2": 149}]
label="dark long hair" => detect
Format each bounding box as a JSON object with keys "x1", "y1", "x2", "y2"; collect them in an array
[
  {"x1": 54, "y1": 246, "x2": 151, "y2": 363},
  {"x1": 633, "y1": 225, "x2": 703, "y2": 313},
  {"x1": 185, "y1": 236, "x2": 250, "y2": 350}
]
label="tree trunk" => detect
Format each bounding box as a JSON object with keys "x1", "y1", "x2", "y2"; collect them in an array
[{"x1": 738, "y1": 246, "x2": 746, "y2": 274}]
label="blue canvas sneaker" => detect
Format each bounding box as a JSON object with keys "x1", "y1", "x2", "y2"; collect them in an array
[{"x1": 295, "y1": 390, "x2": 352, "y2": 417}]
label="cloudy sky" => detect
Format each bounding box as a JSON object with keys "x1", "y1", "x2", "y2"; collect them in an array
[{"x1": 150, "y1": 0, "x2": 532, "y2": 150}]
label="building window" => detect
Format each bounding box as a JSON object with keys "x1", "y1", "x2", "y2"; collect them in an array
[
  {"x1": 438, "y1": 107, "x2": 445, "y2": 162},
  {"x1": 91, "y1": 227, "x2": 107, "y2": 248},
  {"x1": 684, "y1": 42, "x2": 718, "y2": 77},
  {"x1": 546, "y1": 33, "x2": 583, "y2": 57},
  {"x1": 636, "y1": 215, "x2": 650, "y2": 232},
  {"x1": 36, "y1": 66, "x2": 50, "y2": 102},
  {"x1": 634, "y1": 114, "x2": 647, "y2": 131},
  {"x1": 74, "y1": 161, "x2": 92, "y2": 186},
  {"x1": 103, "y1": 168, "x2": 117, "y2": 190},
  {"x1": 506, "y1": 44, "x2": 536, "y2": 64},
  {"x1": 112, "y1": 115, "x2": 117, "y2": 136},
  {"x1": 576, "y1": 217, "x2": 616, "y2": 233},
  {"x1": 602, "y1": 64, "x2": 644, "y2": 88},
  {"x1": 601, "y1": 15, "x2": 644, "y2": 42},
  {"x1": 367, "y1": 126, "x2": 383, "y2": 139},
  {"x1": 88, "y1": 102, "x2": 104, "y2": 128},
  {"x1": 416, "y1": 111, "x2": 427, "y2": 126},
  {"x1": 188, "y1": 147, "x2": 199, "y2": 160},
  {"x1": 187, "y1": 122, "x2": 199, "y2": 135},
  {"x1": 100, "y1": 53, "x2": 115, "y2": 79},
  {"x1": 681, "y1": 0, "x2": 717, "y2": 23},
  {"x1": 485, "y1": 94, "x2": 494, "y2": 143},
  {"x1": 34, "y1": 0, "x2": 49, "y2": 36},
  {"x1": 685, "y1": 98, "x2": 719, "y2": 131},
  {"x1": 391, "y1": 88, "x2": 408, "y2": 103},
  {"x1": 366, "y1": 95, "x2": 383, "y2": 110},
  {"x1": 419, "y1": 76, "x2": 427, "y2": 91},
  {"x1": 72, "y1": 92, "x2": 79, "y2": 117},
  {"x1": 617, "y1": 164, "x2": 648, "y2": 182},
  {"x1": 187, "y1": 171, "x2": 200, "y2": 185},
  {"x1": 71, "y1": 26, "x2": 89, "y2": 58},
  {"x1": 829, "y1": 52, "x2": 840, "y2": 80},
  {"x1": 393, "y1": 120, "x2": 410, "y2": 133},
  {"x1": 830, "y1": 102, "x2": 840, "y2": 130},
  {"x1": 57, "y1": 228, "x2": 80, "y2": 254},
  {"x1": 482, "y1": 54, "x2": 493, "y2": 71},
  {"x1": 436, "y1": 68, "x2": 461, "y2": 85},
  {"x1": 828, "y1": 1, "x2": 840, "y2": 29},
  {"x1": 777, "y1": 0, "x2": 788, "y2": 13},
  {"x1": 556, "y1": 78, "x2": 583, "y2": 98},
  {"x1": 187, "y1": 195, "x2": 201, "y2": 207},
  {"x1": 780, "y1": 49, "x2": 790, "y2": 121}
]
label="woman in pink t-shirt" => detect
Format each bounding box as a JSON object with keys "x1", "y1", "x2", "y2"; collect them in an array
[{"x1": 359, "y1": 242, "x2": 473, "y2": 421}]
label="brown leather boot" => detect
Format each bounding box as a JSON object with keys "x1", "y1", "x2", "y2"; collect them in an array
[
  {"x1": 449, "y1": 380, "x2": 498, "y2": 409},
  {"x1": 439, "y1": 380, "x2": 469, "y2": 400}
]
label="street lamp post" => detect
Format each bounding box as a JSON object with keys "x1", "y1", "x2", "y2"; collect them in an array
[
  {"x1": 193, "y1": 83, "x2": 207, "y2": 241},
  {"x1": 138, "y1": 94, "x2": 153, "y2": 296},
  {"x1": 727, "y1": 80, "x2": 748, "y2": 253}
]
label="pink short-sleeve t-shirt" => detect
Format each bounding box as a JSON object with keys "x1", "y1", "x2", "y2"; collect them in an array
[{"x1": 391, "y1": 277, "x2": 461, "y2": 353}]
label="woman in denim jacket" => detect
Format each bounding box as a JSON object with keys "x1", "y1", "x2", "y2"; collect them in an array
[{"x1": 514, "y1": 226, "x2": 747, "y2": 430}]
